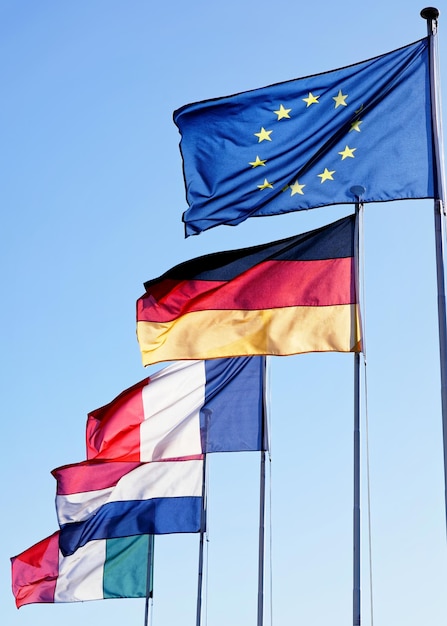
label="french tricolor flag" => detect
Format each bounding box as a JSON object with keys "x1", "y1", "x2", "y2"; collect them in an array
[{"x1": 86, "y1": 356, "x2": 266, "y2": 462}]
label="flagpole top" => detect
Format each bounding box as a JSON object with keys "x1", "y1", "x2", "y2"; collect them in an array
[
  {"x1": 420, "y1": 7, "x2": 439, "y2": 21},
  {"x1": 350, "y1": 186, "x2": 366, "y2": 200}
]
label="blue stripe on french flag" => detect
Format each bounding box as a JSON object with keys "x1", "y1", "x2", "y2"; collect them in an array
[{"x1": 203, "y1": 357, "x2": 265, "y2": 452}]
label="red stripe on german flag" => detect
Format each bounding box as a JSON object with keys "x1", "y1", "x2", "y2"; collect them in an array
[
  {"x1": 138, "y1": 258, "x2": 355, "y2": 322},
  {"x1": 137, "y1": 216, "x2": 362, "y2": 365}
]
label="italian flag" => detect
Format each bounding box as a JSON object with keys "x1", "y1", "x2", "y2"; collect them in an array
[{"x1": 11, "y1": 531, "x2": 153, "y2": 607}]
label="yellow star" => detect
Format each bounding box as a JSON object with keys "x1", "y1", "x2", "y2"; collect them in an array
[
  {"x1": 290, "y1": 180, "x2": 305, "y2": 195},
  {"x1": 258, "y1": 178, "x2": 273, "y2": 190},
  {"x1": 338, "y1": 145, "x2": 356, "y2": 160},
  {"x1": 254, "y1": 127, "x2": 273, "y2": 142},
  {"x1": 350, "y1": 119, "x2": 363, "y2": 132},
  {"x1": 333, "y1": 90, "x2": 348, "y2": 108},
  {"x1": 274, "y1": 104, "x2": 291, "y2": 120},
  {"x1": 302, "y1": 92, "x2": 320, "y2": 107},
  {"x1": 249, "y1": 156, "x2": 267, "y2": 168},
  {"x1": 318, "y1": 168, "x2": 335, "y2": 183}
]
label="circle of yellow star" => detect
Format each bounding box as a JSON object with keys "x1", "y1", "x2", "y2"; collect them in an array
[
  {"x1": 333, "y1": 90, "x2": 348, "y2": 108},
  {"x1": 274, "y1": 104, "x2": 291, "y2": 120},
  {"x1": 254, "y1": 127, "x2": 273, "y2": 142},
  {"x1": 318, "y1": 168, "x2": 336, "y2": 183},
  {"x1": 290, "y1": 180, "x2": 305, "y2": 196},
  {"x1": 257, "y1": 178, "x2": 273, "y2": 190},
  {"x1": 249, "y1": 156, "x2": 267, "y2": 168},
  {"x1": 302, "y1": 92, "x2": 320, "y2": 107},
  {"x1": 338, "y1": 146, "x2": 356, "y2": 160}
]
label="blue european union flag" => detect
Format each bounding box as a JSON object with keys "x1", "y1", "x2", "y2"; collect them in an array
[{"x1": 174, "y1": 38, "x2": 435, "y2": 236}]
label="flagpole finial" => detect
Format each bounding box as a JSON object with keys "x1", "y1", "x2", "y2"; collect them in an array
[
  {"x1": 420, "y1": 7, "x2": 439, "y2": 21},
  {"x1": 350, "y1": 186, "x2": 366, "y2": 200}
]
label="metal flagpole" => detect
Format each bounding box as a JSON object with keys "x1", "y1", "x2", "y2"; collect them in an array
[
  {"x1": 351, "y1": 187, "x2": 365, "y2": 626},
  {"x1": 196, "y1": 409, "x2": 210, "y2": 626},
  {"x1": 353, "y1": 348, "x2": 361, "y2": 626},
  {"x1": 420, "y1": 7, "x2": 447, "y2": 533},
  {"x1": 257, "y1": 357, "x2": 268, "y2": 626},
  {"x1": 257, "y1": 450, "x2": 266, "y2": 626},
  {"x1": 143, "y1": 535, "x2": 155, "y2": 626},
  {"x1": 195, "y1": 455, "x2": 207, "y2": 626}
]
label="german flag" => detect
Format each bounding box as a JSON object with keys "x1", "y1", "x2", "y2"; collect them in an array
[{"x1": 137, "y1": 215, "x2": 361, "y2": 366}]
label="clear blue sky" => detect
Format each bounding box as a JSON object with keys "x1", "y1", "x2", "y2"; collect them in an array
[{"x1": 2, "y1": 1, "x2": 446, "y2": 624}]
